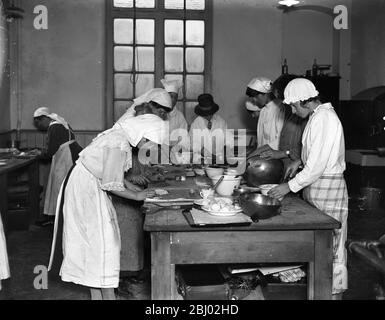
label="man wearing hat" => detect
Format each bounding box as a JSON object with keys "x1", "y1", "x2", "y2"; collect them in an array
[
  {"x1": 33, "y1": 107, "x2": 82, "y2": 226},
  {"x1": 245, "y1": 76, "x2": 285, "y2": 157},
  {"x1": 189, "y1": 93, "x2": 228, "y2": 162},
  {"x1": 268, "y1": 78, "x2": 348, "y2": 299}
]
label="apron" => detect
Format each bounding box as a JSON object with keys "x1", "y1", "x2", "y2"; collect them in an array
[
  {"x1": 44, "y1": 138, "x2": 75, "y2": 217},
  {"x1": 0, "y1": 214, "x2": 10, "y2": 288},
  {"x1": 48, "y1": 162, "x2": 121, "y2": 288},
  {"x1": 303, "y1": 175, "x2": 349, "y2": 295}
]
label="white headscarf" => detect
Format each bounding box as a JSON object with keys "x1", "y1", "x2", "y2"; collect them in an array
[
  {"x1": 161, "y1": 79, "x2": 183, "y2": 94},
  {"x1": 133, "y1": 88, "x2": 172, "y2": 109},
  {"x1": 33, "y1": 107, "x2": 70, "y2": 130},
  {"x1": 113, "y1": 114, "x2": 167, "y2": 147},
  {"x1": 247, "y1": 77, "x2": 272, "y2": 93},
  {"x1": 283, "y1": 78, "x2": 319, "y2": 104}
]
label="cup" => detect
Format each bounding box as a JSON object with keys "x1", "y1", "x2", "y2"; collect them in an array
[{"x1": 200, "y1": 188, "x2": 214, "y2": 199}]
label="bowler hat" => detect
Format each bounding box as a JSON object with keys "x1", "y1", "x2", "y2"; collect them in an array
[{"x1": 194, "y1": 93, "x2": 219, "y2": 117}]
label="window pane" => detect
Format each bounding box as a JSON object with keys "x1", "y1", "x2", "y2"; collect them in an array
[
  {"x1": 136, "y1": 0, "x2": 155, "y2": 8},
  {"x1": 136, "y1": 19, "x2": 154, "y2": 44},
  {"x1": 135, "y1": 74, "x2": 154, "y2": 97},
  {"x1": 186, "y1": 0, "x2": 205, "y2": 10},
  {"x1": 136, "y1": 47, "x2": 154, "y2": 72},
  {"x1": 114, "y1": 0, "x2": 133, "y2": 7},
  {"x1": 186, "y1": 74, "x2": 204, "y2": 99},
  {"x1": 115, "y1": 74, "x2": 134, "y2": 99},
  {"x1": 164, "y1": 74, "x2": 184, "y2": 99},
  {"x1": 165, "y1": 47, "x2": 184, "y2": 72},
  {"x1": 164, "y1": 20, "x2": 184, "y2": 45},
  {"x1": 114, "y1": 19, "x2": 133, "y2": 44},
  {"x1": 186, "y1": 48, "x2": 204, "y2": 72},
  {"x1": 164, "y1": 0, "x2": 184, "y2": 9},
  {"x1": 186, "y1": 20, "x2": 204, "y2": 45},
  {"x1": 185, "y1": 101, "x2": 197, "y2": 125},
  {"x1": 114, "y1": 46, "x2": 133, "y2": 72},
  {"x1": 114, "y1": 101, "x2": 134, "y2": 122}
]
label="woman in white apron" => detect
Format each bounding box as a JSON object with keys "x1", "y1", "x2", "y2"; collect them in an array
[
  {"x1": 48, "y1": 113, "x2": 167, "y2": 300},
  {"x1": 269, "y1": 78, "x2": 349, "y2": 299},
  {"x1": 0, "y1": 214, "x2": 10, "y2": 291},
  {"x1": 33, "y1": 107, "x2": 82, "y2": 223}
]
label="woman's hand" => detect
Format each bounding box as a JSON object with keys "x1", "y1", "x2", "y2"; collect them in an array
[
  {"x1": 127, "y1": 174, "x2": 149, "y2": 187},
  {"x1": 260, "y1": 149, "x2": 285, "y2": 160},
  {"x1": 268, "y1": 183, "x2": 291, "y2": 199},
  {"x1": 124, "y1": 179, "x2": 142, "y2": 192},
  {"x1": 247, "y1": 144, "x2": 272, "y2": 159},
  {"x1": 284, "y1": 159, "x2": 302, "y2": 180}
]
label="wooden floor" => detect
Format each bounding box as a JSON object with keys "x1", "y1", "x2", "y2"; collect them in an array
[{"x1": 0, "y1": 203, "x2": 384, "y2": 300}]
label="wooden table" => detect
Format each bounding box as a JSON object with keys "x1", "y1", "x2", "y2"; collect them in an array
[
  {"x1": 0, "y1": 156, "x2": 40, "y2": 234},
  {"x1": 144, "y1": 192, "x2": 340, "y2": 300}
]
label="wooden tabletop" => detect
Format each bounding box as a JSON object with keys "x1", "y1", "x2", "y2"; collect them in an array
[
  {"x1": 0, "y1": 156, "x2": 37, "y2": 175},
  {"x1": 144, "y1": 194, "x2": 340, "y2": 232}
]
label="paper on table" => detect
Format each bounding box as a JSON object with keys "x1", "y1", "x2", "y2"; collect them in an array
[
  {"x1": 190, "y1": 208, "x2": 252, "y2": 225},
  {"x1": 257, "y1": 265, "x2": 303, "y2": 276}
]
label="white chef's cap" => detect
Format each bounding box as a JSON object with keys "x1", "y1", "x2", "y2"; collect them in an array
[
  {"x1": 160, "y1": 79, "x2": 183, "y2": 93},
  {"x1": 33, "y1": 107, "x2": 51, "y2": 118},
  {"x1": 247, "y1": 77, "x2": 272, "y2": 94},
  {"x1": 133, "y1": 88, "x2": 172, "y2": 109},
  {"x1": 283, "y1": 78, "x2": 319, "y2": 105}
]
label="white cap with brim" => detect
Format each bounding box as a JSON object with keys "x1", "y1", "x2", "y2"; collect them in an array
[
  {"x1": 160, "y1": 79, "x2": 183, "y2": 94},
  {"x1": 283, "y1": 78, "x2": 319, "y2": 105},
  {"x1": 247, "y1": 77, "x2": 272, "y2": 94}
]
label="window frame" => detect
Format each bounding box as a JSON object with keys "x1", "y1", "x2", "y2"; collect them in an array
[{"x1": 105, "y1": 0, "x2": 213, "y2": 128}]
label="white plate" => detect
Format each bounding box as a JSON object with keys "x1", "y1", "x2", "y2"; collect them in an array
[
  {"x1": 194, "y1": 199, "x2": 206, "y2": 206},
  {"x1": 202, "y1": 206, "x2": 242, "y2": 216}
]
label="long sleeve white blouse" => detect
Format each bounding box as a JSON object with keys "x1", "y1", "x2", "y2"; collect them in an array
[{"x1": 288, "y1": 103, "x2": 346, "y2": 193}]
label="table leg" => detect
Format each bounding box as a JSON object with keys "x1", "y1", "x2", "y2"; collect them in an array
[
  {"x1": 28, "y1": 160, "x2": 40, "y2": 225},
  {"x1": 0, "y1": 173, "x2": 8, "y2": 236},
  {"x1": 151, "y1": 232, "x2": 175, "y2": 300},
  {"x1": 313, "y1": 230, "x2": 333, "y2": 300}
]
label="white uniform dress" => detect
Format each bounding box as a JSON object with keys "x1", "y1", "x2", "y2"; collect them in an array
[
  {"x1": 0, "y1": 214, "x2": 10, "y2": 290},
  {"x1": 49, "y1": 130, "x2": 133, "y2": 288},
  {"x1": 48, "y1": 114, "x2": 166, "y2": 289},
  {"x1": 189, "y1": 113, "x2": 228, "y2": 159},
  {"x1": 257, "y1": 99, "x2": 285, "y2": 149}
]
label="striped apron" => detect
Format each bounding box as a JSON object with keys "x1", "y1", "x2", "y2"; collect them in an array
[{"x1": 303, "y1": 174, "x2": 349, "y2": 295}]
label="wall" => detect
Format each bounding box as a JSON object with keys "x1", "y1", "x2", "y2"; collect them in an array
[
  {"x1": 212, "y1": 0, "x2": 282, "y2": 130},
  {"x1": 0, "y1": 0, "x2": 10, "y2": 134},
  {"x1": 350, "y1": 0, "x2": 385, "y2": 96},
  {"x1": 9, "y1": 0, "x2": 356, "y2": 134},
  {"x1": 281, "y1": 0, "x2": 351, "y2": 100},
  {"x1": 13, "y1": 0, "x2": 105, "y2": 131}
]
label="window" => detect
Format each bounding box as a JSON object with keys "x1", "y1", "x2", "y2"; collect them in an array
[{"x1": 106, "y1": 0, "x2": 212, "y2": 127}]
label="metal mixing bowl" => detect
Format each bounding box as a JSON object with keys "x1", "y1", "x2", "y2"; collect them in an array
[
  {"x1": 244, "y1": 156, "x2": 284, "y2": 187},
  {"x1": 239, "y1": 192, "x2": 281, "y2": 221}
]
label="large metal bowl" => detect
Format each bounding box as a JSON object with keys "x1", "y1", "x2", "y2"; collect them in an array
[
  {"x1": 239, "y1": 192, "x2": 281, "y2": 221},
  {"x1": 244, "y1": 156, "x2": 284, "y2": 187}
]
